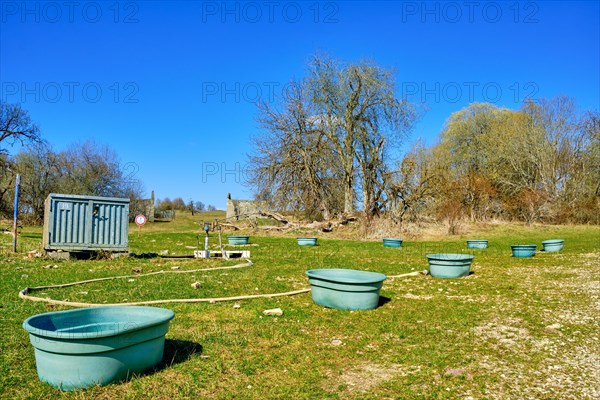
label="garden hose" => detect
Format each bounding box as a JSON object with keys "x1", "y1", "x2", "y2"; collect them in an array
[{"x1": 19, "y1": 259, "x2": 425, "y2": 308}]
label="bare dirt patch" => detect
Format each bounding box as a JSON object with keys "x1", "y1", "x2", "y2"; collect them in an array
[{"x1": 323, "y1": 363, "x2": 416, "y2": 393}]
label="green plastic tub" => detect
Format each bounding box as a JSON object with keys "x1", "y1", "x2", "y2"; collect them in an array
[
  {"x1": 542, "y1": 239, "x2": 564, "y2": 252},
  {"x1": 511, "y1": 244, "x2": 536, "y2": 257},
  {"x1": 383, "y1": 238, "x2": 403, "y2": 248},
  {"x1": 306, "y1": 268, "x2": 387, "y2": 310},
  {"x1": 466, "y1": 240, "x2": 488, "y2": 249},
  {"x1": 23, "y1": 306, "x2": 174, "y2": 391},
  {"x1": 227, "y1": 235, "x2": 249, "y2": 245},
  {"x1": 297, "y1": 237, "x2": 318, "y2": 246},
  {"x1": 426, "y1": 253, "x2": 474, "y2": 278}
]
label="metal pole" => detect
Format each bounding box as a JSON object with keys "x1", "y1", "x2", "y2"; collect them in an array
[
  {"x1": 12, "y1": 174, "x2": 20, "y2": 253},
  {"x1": 204, "y1": 222, "x2": 210, "y2": 258}
]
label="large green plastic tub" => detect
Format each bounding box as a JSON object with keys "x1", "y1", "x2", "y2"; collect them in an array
[
  {"x1": 306, "y1": 268, "x2": 387, "y2": 310},
  {"x1": 23, "y1": 306, "x2": 174, "y2": 391},
  {"x1": 227, "y1": 235, "x2": 249, "y2": 245},
  {"x1": 542, "y1": 239, "x2": 564, "y2": 252},
  {"x1": 511, "y1": 244, "x2": 536, "y2": 257},
  {"x1": 426, "y1": 253, "x2": 474, "y2": 278},
  {"x1": 297, "y1": 237, "x2": 318, "y2": 246},
  {"x1": 383, "y1": 238, "x2": 403, "y2": 248},
  {"x1": 466, "y1": 240, "x2": 488, "y2": 249}
]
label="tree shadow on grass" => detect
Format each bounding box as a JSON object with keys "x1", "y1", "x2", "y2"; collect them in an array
[{"x1": 20, "y1": 233, "x2": 42, "y2": 239}]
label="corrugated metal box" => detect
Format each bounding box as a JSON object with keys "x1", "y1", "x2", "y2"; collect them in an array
[{"x1": 43, "y1": 193, "x2": 130, "y2": 252}]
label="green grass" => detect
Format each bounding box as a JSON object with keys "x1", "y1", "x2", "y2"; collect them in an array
[{"x1": 1, "y1": 215, "x2": 598, "y2": 399}]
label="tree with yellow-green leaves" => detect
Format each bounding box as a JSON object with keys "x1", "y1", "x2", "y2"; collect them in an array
[{"x1": 430, "y1": 97, "x2": 598, "y2": 225}]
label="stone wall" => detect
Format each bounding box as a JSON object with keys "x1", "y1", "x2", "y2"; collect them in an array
[
  {"x1": 129, "y1": 191, "x2": 155, "y2": 222},
  {"x1": 225, "y1": 193, "x2": 264, "y2": 221}
]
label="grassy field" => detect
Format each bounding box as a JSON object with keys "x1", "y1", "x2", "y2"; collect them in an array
[{"x1": 1, "y1": 212, "x2": 598, "y2": 399}]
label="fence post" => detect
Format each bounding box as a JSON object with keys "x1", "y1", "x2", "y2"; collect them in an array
[{"x1": 12, "y1": 174, "x2": 20, "y2": 253}]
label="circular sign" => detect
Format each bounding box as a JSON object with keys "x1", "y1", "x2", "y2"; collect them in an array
[{"x1": 135, "y1": 214, "x2": 147, "y2": 226}]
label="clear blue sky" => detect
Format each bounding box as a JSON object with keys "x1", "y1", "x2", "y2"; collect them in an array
[{"x1": 1, "y1": 1, "x2": 598, "y2": 209}]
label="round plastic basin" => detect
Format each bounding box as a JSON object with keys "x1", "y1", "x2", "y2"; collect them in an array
[
  {"x1": 227, "y1": 236, "x2": 250, "y2": 245},
  {"x1": 426, "y1": 253, "x2": 474, "y2": 278},
  {"x1": 511, "y1": 245, "x2": 537, "y2": 258},
  {"x1": 466, "y1": 240, "x2": 488, "y2": 249},
  {"x1": 23, "y1": 306, "x2": 174, "y2": 391},
  {"x1": 383, "y1": 238, "x2": 403, "y2": 248},
  {"x1": 297, "y1": 237, "x2": 318, "y2": 246},
  {"x1": 306, "y1": 268, "x2": 387, "y2": 310},
  {"x1": 542, "y1": 239, "x2": 564, "y2": 252}
]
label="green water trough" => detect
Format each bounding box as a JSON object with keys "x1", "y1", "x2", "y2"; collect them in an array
[
  {"x1": 542, "y1": 239, "x2": 564, "y2": 252},
  {"x1": 23, "y1": 306, "x2": 174, "y2": 391},
  {"x1": 426, "y1": 253, "x2": 474, "y2": 278},
  {"x1": 511, "y1": 244, "x2": 537, "y2": 257},
  {"x1": 227, "y1": 235, "x2": 250, "y2": 245},
  {"x1": 297, "y1": 237, "x2": 318, "y2": 246},
  {"x1": 466, "y1": 240, "x2": 488, "y2": 249},
  {"x1": 383, "y1": 238, "x2": 403, "y2": 248},
  {"x1": 306, "y1": 269, "x2": 387, "y2": 310}
]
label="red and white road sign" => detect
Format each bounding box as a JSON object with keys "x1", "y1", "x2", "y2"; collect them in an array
[{"x1": 135, "y1": 214, "x2": 147, "y2": 226}]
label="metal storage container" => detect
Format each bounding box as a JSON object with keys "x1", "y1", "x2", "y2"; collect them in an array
[{"x1": 43, "y1": 193, "x2": 130, "y2": 253}]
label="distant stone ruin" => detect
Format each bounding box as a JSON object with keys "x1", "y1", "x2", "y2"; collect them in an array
[
  {"x1": 225, "y1": 193, "x2": 264, "y2": 221},
  {"x1": 130, "y1": 191, "x2": 155, "y2": 222}
]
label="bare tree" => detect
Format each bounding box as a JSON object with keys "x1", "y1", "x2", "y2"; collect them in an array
[
  {"x1": 386, "y1": 142, "x2": 440, "y2": 225},
  {"x1": 347, "y1": 61, "x2": 416, "y2": 217},
  {"x1": 195, "y1": 201, "x2": 205, "y2": 212},
  {"x1": 14, "y1": 143, "x2": 59, "y2": 221},
  {"x1": 249, "y1": 54, "x2": 415, "y2": 220},
  {"x1": 307, "y1": 55, "x2": 416, "y2": 216},
  {"x1": 0, "y1": 102, "x2": 42, "y2": 157},
  {"x1": 54, "y1": 141, "x2": 128, "y2": 197},
  {"x1": 0, "y1": 102, "x2": 43, "y2": 216},
  {"x1": 249, "y1": 79, "x2": 344, "y2": 220}
]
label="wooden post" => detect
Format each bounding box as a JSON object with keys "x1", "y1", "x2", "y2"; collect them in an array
[
  {"x1": 12, "y1": 174, "x2": 20, "y2": 253},
  {"x1": 217, "y1": 219, "x2": 224, "y2": 258}
]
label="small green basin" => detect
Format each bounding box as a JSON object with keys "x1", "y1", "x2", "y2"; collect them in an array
[
  {"x1": 227, "y1": 235, "x2": 250, "y2": 245},
  {"x1": 23, "y1": 306, "x2": 174, "y2": 391},
  {"x1": 542, "y1": 239, "x2": 564, "y2": 252},
  {"x1": 297, "y1": 237, "x2": 318, "y2": 246},
  {"x1": 426, "y1": 253, "x2": 474, "y2": 278},
  {"x1": 306, "y1": 268, "x2": 387, "y2": 310},
  {"x1": 466, "y1": 240, "x2": 488, "y2": 249},
  {"x1": 383, "y1": 238, "x2": 403, "y2": 248},
  {"x1": 511, "y1": 244, "x2": 536, "y2": 257}
]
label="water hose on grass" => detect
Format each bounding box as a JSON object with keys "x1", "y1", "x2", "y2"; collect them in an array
[
  {"x1": 19, "y1": 259, "x2": 305, "y2": 308},
  {"x1": 388, "y1": 270, "x2": 429, "y2": 278},
  {"x1": 18, "y1": 260, "x2": 425, "y2": 308}
]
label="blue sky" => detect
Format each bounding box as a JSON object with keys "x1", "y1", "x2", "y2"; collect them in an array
[{"x1": 1, "y1": 1, "x2": 598, "y2": 209}]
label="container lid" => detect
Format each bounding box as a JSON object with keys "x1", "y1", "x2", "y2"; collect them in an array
[
  {"x1": 306, "y1": 268, "x2": 386, "y2": 284},
  {"x1": 542, "y1": 239, "x2": 564, "y2": 244},
  {"x1": 426, "y1": 253, "x2": 474, "y2": 261},
  {"x1": 23, "y1": 306, "x2": 174, "y2": 339}
]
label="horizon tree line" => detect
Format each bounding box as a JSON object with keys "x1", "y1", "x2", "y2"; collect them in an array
[{"x1": 248, "y1": 54, "x2": 599, "y2": 227}]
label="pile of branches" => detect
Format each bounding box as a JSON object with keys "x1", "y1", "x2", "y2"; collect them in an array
[{"x1": 223, "y1": 212, "x2": 357, "y2": 233}]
